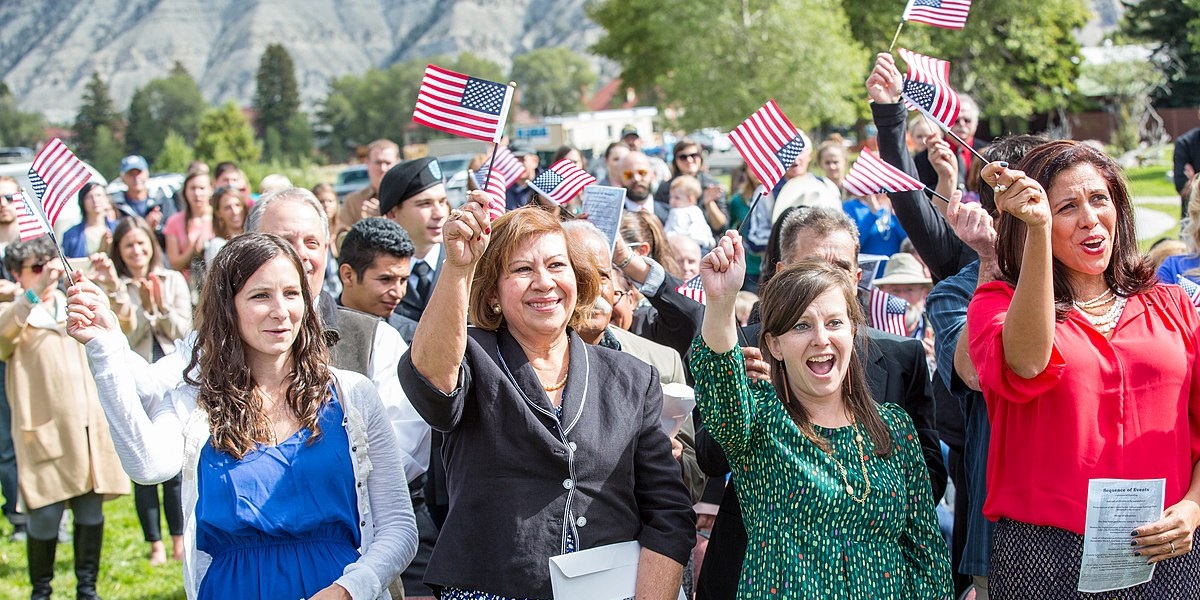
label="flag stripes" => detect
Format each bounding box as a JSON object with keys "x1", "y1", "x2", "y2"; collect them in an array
[
  {"x1": 728, "y1": 100, "x2": 806, "y2": 191},
  {"x1": 842, "y1": 150, "x2": 925, "y2": 199},
  {"x1": 528, "y1": 159, "x2": 597, "y2": 206},
  {"x1": 413, "y1": 64, "x2": 513, "y2": 143}
]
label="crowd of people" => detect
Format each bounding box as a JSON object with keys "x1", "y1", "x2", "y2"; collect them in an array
[{"x1": 0, "y1": 51, "x2": 1195, "y2": 600}]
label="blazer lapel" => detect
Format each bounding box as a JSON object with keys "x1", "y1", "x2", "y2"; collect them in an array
[{"x1": 858, "y1": 329, "x2": 889, "y2": 403}]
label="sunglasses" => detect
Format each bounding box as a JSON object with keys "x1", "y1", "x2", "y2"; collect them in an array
[
  {"x1": 676, "y1": 152, "x2": 702, "y2": 162},
  {"x1": 24, "y1": 261, "x2": 47, "y2": 275},
  {"x1": 0, "y1": 194, "x2": 16, "y2": 205},
  {"x1": 622, "y1": 169, "x2": 651, "y2": 180}
]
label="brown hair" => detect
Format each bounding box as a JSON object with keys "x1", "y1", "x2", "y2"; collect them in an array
[
  {"x1": 211, "y1": 185, "x2": 250, "y2": 239},
  {"x1": 758, "y1": 260, "x2": 893, "y2": 457},
  {"x1": 185, "y1": 233, "x2": 331, "y2": 459},
  {"x1": 109, "y1": 216, "x2": 163, "y2": 278},
  {"x1": 995, "y1": 140, "x2": 1156, "y2": 319},
  {"x1": 469, "y1": 206, "x2": 601, "y2": 331},
  {"x1": 620, "y1": 211, "x2": 682, "y2": 278},
  {"x1": 181, "y1": 170, "x2": 211, "y2": 221},
  {"x1": 670, "y1": 139, "x2": 703, "y2": 177}
]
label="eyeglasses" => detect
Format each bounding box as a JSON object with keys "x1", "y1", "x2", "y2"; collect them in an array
[
  {"x1": 676, "y1": 152, "x2": 702, "y2": 162},
  {"x1": 622, "y1": 169, "x2": 651, "y2": 180},
  {"x1": 24, "y1": 261, "x2": 47, "y2": 275},
  {"x1": 613, "y1": 290, "x2": 630, "y2": 303}
]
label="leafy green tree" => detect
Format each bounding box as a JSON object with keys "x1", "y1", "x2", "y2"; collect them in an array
[
  {"x1": 589, "y1": 0, "x2": 870, "y2": 130},
  {"x1": 73, "y1": 72, "x2": 122, "y2": 162},
  {"x1": 153, "y1": 131, "x2": 195, "y2": 173},
  {"x1": 194, "y1": 101, "x2": 261, "y2": 165},
  {"x1": 254, "y1": 43, "x2": 310, "y2": 162},
  {"x1": 0, "y1": 83, "x2": 46, "y2": 148},
  {"x1": 450, "y1": 53, "x2": 506, "y2": 83},
  {"x1": 91, "y1": 125, "x2": 125, "y2": 178},
  {"x1": 125, "y1": 61, "x2": 207, "y2": 162},
  {"x1": 510, "y1": 48, "x2": 596, "y2": 117},
  {"x1": 1121, "y1": 0, "x2": 1200, "y2": 107}
]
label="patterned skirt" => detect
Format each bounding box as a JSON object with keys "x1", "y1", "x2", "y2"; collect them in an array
[{"x1": 989, "y1": 518, "x2": 1200, "y2": 599}]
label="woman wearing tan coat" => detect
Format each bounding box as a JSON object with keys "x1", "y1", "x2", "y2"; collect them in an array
[{"x1": 0, "y1": 235, "x2": 128, "y2": 600}]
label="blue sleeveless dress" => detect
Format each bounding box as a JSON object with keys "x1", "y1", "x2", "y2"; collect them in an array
[{"x1": 195, "y1": 391, "x2": 361, "y2": 599}]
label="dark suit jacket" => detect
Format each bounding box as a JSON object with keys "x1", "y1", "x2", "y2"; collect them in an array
[
  {"x1": 629, "y1": 270, "x2": 705, "y2": 367},
  {"x1": 694, "y1": 325, "x2": 945, "y2": 600},
  {"x1": 399, "y1": 327, "x2": 696, "y2": 597},
  {"x1": 396, "y1": 246, "x2": 445, "y2": 322}
]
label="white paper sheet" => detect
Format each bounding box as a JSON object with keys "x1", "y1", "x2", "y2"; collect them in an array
[
  {"x1": 659, "y1": 383, "x2": 695, "y2": 438},
  {"x1": 1077, "y1": 478, "x2": 1165, "y2": 593},
  {"x1": 581, "y1": 185, "x2": 627, "y2": 259}
]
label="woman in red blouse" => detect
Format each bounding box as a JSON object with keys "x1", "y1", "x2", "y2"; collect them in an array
[{"x1": 968, "y1": 140, "x2": 1200, "y2": 598}]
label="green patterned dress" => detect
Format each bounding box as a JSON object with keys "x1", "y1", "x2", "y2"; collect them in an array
[{"x1": 691, "y1": 339, "x2": 952, "y2": 599}]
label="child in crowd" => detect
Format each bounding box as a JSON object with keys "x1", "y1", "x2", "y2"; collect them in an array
[{"x1": 665, "y1": 175, "x2": 715, "y2": 251}]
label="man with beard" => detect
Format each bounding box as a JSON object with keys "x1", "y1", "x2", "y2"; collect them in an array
[{"x1": 619, "y1": 151, "x2": 670, "y2": 224}]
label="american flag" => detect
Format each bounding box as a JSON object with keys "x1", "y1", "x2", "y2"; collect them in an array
[
  {"x1": 869, "y1": 287, "x2": 909, "y2": 336},
  {"x1": 898, "y1": 48, "x2": 961, "y2": 131},
  {"x1": 842, "y1": 149, "x2": 925, "y2": 199},
  {"x1": 490, "y1": 145, "x2": 526, "y2": 189},
  {"x1": 528, "y1": 159, "x2": 596, "y2": 206},
  {"x1": 13, "y1": 192, "x2": 53, "y2": 241},
  {"x1": 474, "y1": 167, "x2": 508, "y2": 222},
  {"x1": 903, "y1": 0, "x2": 972, "y2": 29},
  {"x1": 727, "y1": 100, "x2": 807, "y2": 190},
  {"x1": 676, "y1": 274, "x2": 706, "y2": 305},
  {"x1": 29, "y1": 138, "x2": 92, "y2": 228},
  {"x1": 1177, "y1": 276, "x2": 1200, "y2": 311},
  {"x1": 412, "y1": 64, "x2": 514, "y2": 143}
]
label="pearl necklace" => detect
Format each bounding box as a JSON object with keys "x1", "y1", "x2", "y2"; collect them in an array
[
  {"x1": 801, "y1": 413, "x2": 872, "y2": 504},
  {"x1": 1077, "y1": 294, "x2": 1127, "y2": 335},
  {"x1": 1074, "y1": 288, "x2": 1115, "y2": 309}
]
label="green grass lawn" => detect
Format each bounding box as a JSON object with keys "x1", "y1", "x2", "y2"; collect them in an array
[
  {"x1": 1126, "y1": 165, "x2": 1178, "y2": 198},
  {"x1": 0, "y1": 494, "x2": 185, "y2": 599}
]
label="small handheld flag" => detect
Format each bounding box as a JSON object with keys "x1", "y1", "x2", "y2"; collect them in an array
[
  {"x1": 13, "y1": 192, "x2": 52, "y2": 241},
  {"x1": 842, "y1": 150, "x2": 925, "y2": 199},
  {"x1": 869, "y1": 287, "x2": 909, "y2": 336},
  {"x1": 29, "y1": 138, "x2": 91, "y2": 228},
  {"x1": 898, "y1": 48, "x2": 961, "y2": 131},
  {"x1": 490, "y1": 145, "x2": 526, "y2": 190},
  {"x1": 1177, "y1": 276, "x2": 1200, "y2": 311},
  {"x1": 474, "y1": 167, "x2": 508, "y2": 222},
  {"x1": 676, "y1": 275, "x2": 706, "y2": 305},
  {"x1": 903, "y1": 0, "x2": 972, "y2": 30},
  {"x1": 727, "y1": 100, "x2": 807, "y2": 191},
  {"x1": 528, "y1": 159, "x2": 597, "y2": 206},
  {"x1": 413, "y1": 65, "x2": 514, "y2": 143}
]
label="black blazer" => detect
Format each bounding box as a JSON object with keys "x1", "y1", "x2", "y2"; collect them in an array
[
  {"x1": 630, "y1": 270, "x2": 706, "y2": 365},
  {"x1": 398, "y1": 327, "x2": 696, "y2": 597},
  {"x1": 694, "y1": 325, "x2": 945, "y2": 600},
  {"x1": 396, "y1": 246, "x2": 445, "y2": 322}
]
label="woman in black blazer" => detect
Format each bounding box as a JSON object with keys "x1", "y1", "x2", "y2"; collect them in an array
[{"x1": 398, "y1": 193, "x2": 695, "y2": 599}]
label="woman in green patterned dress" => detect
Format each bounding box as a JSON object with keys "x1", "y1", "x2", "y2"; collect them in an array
[{"x1": 692, "y1": 230, "x2": 952, "y2": 599}]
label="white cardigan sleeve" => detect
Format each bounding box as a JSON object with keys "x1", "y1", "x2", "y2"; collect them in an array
[
  {"x1": 335, "y1": 372, "x2": 419, "y2": 599},
  {"x1": 85, "y1": 329, "x2": 189, "y2": 484}
]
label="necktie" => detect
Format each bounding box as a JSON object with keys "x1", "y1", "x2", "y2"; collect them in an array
[{"x1": 413, "y1": 260, "x2": 432, "y2": 303}]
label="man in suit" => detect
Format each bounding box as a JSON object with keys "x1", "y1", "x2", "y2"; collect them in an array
[
  {"x1": 694, "y1": 207, "x2": 943, "y2": 600},
  {"x1": 379, "y1": 158, "x2": 449, "y2": 323},
  {"x1": 915, "y1": 94, "x2": 988, "y2": 191}
]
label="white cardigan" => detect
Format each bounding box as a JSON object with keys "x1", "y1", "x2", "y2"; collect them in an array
[{"x1": 85, "y1": 330, "x2": 418, "y2": 599}]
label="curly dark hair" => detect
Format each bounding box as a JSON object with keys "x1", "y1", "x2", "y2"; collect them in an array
[
  {"x1": 340, "y1": 217, "x2": 415, "y2": 280},
  {"x1": 184, "y1": 232, "x2": 331, "y2": 459},
  {"x1": 3, "y1": 235, "x2": 56, "y2": 276}
]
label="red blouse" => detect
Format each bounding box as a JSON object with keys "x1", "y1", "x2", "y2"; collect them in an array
[{"x1": 968, "y1": 281, "x2": 1200, "y2": 534}]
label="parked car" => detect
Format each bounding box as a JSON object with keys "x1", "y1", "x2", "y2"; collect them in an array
[
  {"x1": 334, "y1": 164, "x2": 369, "y2": 199},
  {"x1": 0, "y1": 147, "x2": 34, "y2": 164},
  {"x1": 105, "y1": 172, "x2": 185, "y2": 213}
]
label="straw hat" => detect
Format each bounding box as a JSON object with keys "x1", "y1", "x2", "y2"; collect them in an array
[{"x1": 872, "y1": 253, "x2": 932, "y2": 286}]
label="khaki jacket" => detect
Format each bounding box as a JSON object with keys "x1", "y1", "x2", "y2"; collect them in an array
[
  {"x1": 111, "y1": 269, "x2": 192, "y2": 361},
  {"x1": 0, "y1": 292, "x2": 130, "y2": 510},
  {"x1": 335, "y1": 185, "x2": 377, "y2": 247}
]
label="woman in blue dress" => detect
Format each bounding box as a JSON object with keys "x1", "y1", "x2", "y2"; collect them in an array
[{"x1": 67, "y1": 232, "x2": 418, "y2": 599}]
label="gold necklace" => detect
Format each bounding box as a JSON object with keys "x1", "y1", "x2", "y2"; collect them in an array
[
  {"x1": 542, "y1": 370, "x2": 569, "y2": 392},
  {"x1": 802, "y1": 412, "x2": 872, "y2": 504}
]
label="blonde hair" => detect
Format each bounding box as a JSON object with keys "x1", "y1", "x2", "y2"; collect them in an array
[{"x1": 669, "y1": 174, "x2": 702, "y2": 198}]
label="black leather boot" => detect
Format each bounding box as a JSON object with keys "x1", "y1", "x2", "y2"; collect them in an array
[
  {"x1": 73, "y1": 521, "x2": 103, "y2": 600},
  {"x1": 26, "y1": 534, "x2": 56, "y2": 600}
]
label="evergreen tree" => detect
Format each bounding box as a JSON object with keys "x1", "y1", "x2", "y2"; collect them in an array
[
  {"x1": 0, "y1": 83, "x2": 46, "y2": 148},
  {"x1": 1122, "y1": 0, "x2": 1200, "y2": 107},
  {"x1": 153, "y1": 131, "x2": 195, "y2": 173},
  {"x1": 253, "y1": 43, "x2": 308, "y2": 163},
  {"x1": 73, "y1": 72, "x2": 121, "y2": 162},
  {"x1": 91, "y1": 125, "x2": 125, "y2": 178}
]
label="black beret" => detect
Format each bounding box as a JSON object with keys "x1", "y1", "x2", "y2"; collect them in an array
[{"x1": 378, "y1": 157, "x2": 443, "y2": 215}]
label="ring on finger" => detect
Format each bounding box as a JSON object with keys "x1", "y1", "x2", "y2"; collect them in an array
[
  {"x1": 1170, "y1": 541, "x2": 1176, "y2": 554},
  {"x1": 994, "y1": 183, "x2": 1008, "y2": 194},
  {"x1": 449, "y1": 209, "x2": 465, "y2": 220}
]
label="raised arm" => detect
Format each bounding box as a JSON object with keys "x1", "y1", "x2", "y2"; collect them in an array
[
  {"x1": 983, "y1": 162, "x2": 1056, "y2": 378},
  {"x1": 410, "y1": 191, "x2": 490, "y2": 393}
]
